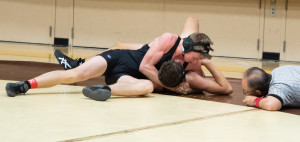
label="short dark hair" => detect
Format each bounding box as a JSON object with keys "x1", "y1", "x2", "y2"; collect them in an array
[
  {"x1": 158, "y1": 60, "x2": 185, "y2": 87},
  {"x1": 244, "y1": 67, "x2": 272, "y2": 96},
  {"x1": 190, "y1": 32, "x2": 214, "y2": 59}
]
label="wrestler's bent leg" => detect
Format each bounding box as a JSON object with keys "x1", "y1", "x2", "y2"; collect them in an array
[
  {"x1": 6, "y1": 56, "x2": 107, "y2": 97},
  {"x1": 180, "y1": 16, "x2": 200, "y2": 38}
]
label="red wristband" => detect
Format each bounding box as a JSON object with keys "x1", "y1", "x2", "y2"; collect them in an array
[
  {"x1": 28, "y1": 79, "x2": 38, "y2": 89},
  {"x1": 254, "y1": 97, "x2": 263, "y2": 108}
]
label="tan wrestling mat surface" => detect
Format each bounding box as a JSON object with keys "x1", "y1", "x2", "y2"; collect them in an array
[{"x1": 1, "y1": 80, "x2": 300, "y2": 142}]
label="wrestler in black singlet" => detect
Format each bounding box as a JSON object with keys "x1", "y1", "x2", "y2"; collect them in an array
[{"x1": 98, "y1": 36, "x2": 182, "y2": 85}]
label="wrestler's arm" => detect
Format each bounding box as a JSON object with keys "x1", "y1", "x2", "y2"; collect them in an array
[
  {"x1": 139, "y1": 32, "x2": 178, "y2": 88},
  {"x1": 243, "y1": 95, "x2": 282, "y2": 111},
  {"x1": 185, "y1": 60, "x2": 205, "y2": 77},
  {"x1": 186, "y1": 59, "x2": 232, "y2": 95}
]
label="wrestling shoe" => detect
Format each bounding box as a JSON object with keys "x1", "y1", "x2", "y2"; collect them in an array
[
  {"x1": 54, "y1": 49, "x2": 85, "y2": 70},
  {"x1": 82, "y1": 85, "x2": 111, "y2": 101},
  {"x1": 75, "y1": 58, "x2": 85, "y2": 66},
  {"x1": 6, "y1": 81, "x2": 29, "y2": 97}
]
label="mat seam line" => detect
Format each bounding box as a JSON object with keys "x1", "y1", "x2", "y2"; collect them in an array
[{"x1": 60, "y1": 108, "x2": 259, "y2": 142}]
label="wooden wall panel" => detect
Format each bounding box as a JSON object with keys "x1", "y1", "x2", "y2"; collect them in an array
[
  {"x1": 0, "y1": 0, "x2": 55, "y2": 44},
  {"x1": 164, "y1": 0, "x2": 261, "y2": 58}
]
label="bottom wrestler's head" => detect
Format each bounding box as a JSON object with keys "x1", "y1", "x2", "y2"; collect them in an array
[{"x1": 158, "y1": 60, "x2": 185, "y2": 88}]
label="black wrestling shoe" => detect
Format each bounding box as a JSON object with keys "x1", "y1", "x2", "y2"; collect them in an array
[
  {"x1": 54, "y1": 49, "x2": 85, "y2": 70},
  {"x1": 75, "y1": 58, "x2": 85, "y2": 66},
  {"x1": 6, "y1": 81, "x2": 29, "y2": 97},
  {"x1": 82, "y1": 85, "x2": 111, "y2": 101}
]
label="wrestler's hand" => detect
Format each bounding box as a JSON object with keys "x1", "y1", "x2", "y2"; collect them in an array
[
  {"x1": 175, "y1": 82, "x2": 190, "y2": 95},
  {"x1": 242, "y1": 96, "x2": 256, "y2": 107},
  {"x1": 200, "y1": 58, "x2": 211, "y2": 66}
]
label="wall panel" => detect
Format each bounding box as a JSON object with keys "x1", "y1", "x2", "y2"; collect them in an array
[
  {"x1": 73, "y1": 0, "x2": 164, "y2": 48},
  {"x1": 0, "y1": 0, "x2": 55, "y2": 44},
  {"x1": 284, "y1": 0, "x2": 300, "y2": 61},
  {"x1": 165, "y1": 0, "x2": 261, "y2": 58}
]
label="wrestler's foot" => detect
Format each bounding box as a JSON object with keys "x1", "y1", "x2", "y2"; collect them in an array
[
  {"x1": 54, "y1": 49, "x2": 85, "y2": 70},
  {"x1": 82, "y1": 85, "x2": 111, "y2": 101},
  {"x1": 6, "y1": 81, "x2": 29, "y2": 97}
]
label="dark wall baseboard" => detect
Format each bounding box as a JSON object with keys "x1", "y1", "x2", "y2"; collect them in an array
[
  {"x1": 262, "y1": 52, "x2": 280, "y2": 61},
  {"x1": 54, "y1": 38, "x2": 69, "y2": 47}
]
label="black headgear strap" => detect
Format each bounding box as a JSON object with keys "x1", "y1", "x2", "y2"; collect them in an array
[{"x1": 182, "y1": 36, "x2": 210, "y2": 54}]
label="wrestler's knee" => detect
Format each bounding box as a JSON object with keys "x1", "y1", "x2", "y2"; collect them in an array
[
  {"x1": 67, "y1": 69, "x2": 91, "y2": 82},
  {"x1": 186, "y1": 16, "x2": 199, "y2": 24},
  {"x1": 187, "y1": 16, "x2": 198, "y2": 22},
  {"x1": 137, "y1": 80, "x2": 154, "y2": 94}
]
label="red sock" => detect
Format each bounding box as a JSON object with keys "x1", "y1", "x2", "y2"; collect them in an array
[{"x1": 28, "y1": 79, "x2": 38, "y2": 89}]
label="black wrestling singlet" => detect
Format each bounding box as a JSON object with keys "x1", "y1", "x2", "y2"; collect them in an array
[{"x1": 99, "y1": 36, "x2": 181, "y2": 85}]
